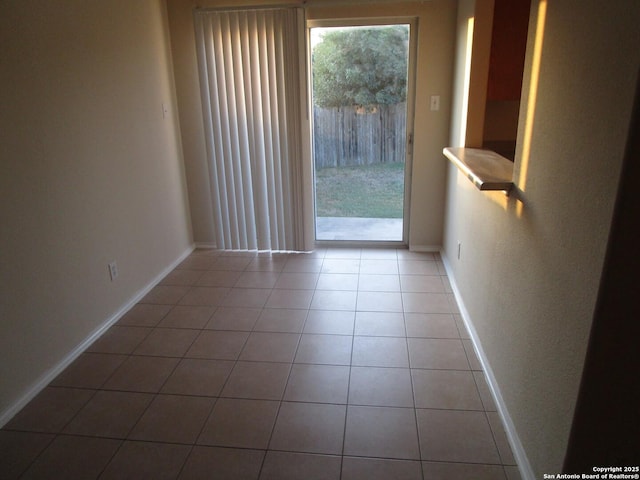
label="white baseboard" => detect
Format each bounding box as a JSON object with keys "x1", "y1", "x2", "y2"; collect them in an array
[
  {"x1": 0, "y1": 245, "x2": 195, "y2": 428},
  {"x1": 440, "y1": 251, "x2": 535, "y2": 480},
  {"x1": 194, "y1": 242, "x2": 217, "y2": 249},
  {"x1": 409, "y1": 244, "x2": 442, "y2": 252}
]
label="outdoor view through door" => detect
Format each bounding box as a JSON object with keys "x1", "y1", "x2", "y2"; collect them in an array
[{"x1": 311, "y1": 24, "x2": 411, "y2": 242}]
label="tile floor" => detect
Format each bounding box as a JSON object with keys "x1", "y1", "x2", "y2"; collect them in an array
[{"x1": 1, "y1": 248, "x2": 522, "y2": 480}]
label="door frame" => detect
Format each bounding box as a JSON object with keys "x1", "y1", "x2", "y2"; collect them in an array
[{"x1": 304, "y1": 16, "x2": 419, "y2": 247}]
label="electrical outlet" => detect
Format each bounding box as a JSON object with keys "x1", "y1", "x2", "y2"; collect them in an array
[
  {"x1": 108, "y1": 261, "x2": 119, "y2": 281},
  {"x1": 430, "y1": 95, "x2": 440, "y2": 111}
]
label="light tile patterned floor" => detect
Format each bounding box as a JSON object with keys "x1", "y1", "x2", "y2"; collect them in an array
[{"x1": 0, "y1": 248, "x2": 521, "y2": 480}]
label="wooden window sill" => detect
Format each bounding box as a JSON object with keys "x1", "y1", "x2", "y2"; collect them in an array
[{"x1": 443, "y1": 147, "x2": 514, "y2": 192}]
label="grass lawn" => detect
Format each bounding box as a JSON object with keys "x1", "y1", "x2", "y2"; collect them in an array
[{"x1": 315, "y1": 162, "x2": 405, "y2": 218}]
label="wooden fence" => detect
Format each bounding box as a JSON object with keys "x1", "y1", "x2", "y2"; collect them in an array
[{"x1": 313, "y1": 103, "x2": 407, "y2": 168}]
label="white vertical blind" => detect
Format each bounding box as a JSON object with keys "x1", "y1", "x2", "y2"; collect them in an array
[{"x1": 194, "y1": 8, "x2": 305, "y2": 251}]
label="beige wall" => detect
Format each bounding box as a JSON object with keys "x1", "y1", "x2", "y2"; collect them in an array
[
  {"x1": 443, "y1": 0, "x2": 640, "y2": 475},
  {"x1": 0, "y1": 0, "x2": 193, "y2": 420},
  {"x1": 166, "y1": 0, "x2": 457, "y2": 249},
  {"x1": 166, "y1": 0, "x2": 217, "y2": 244}
]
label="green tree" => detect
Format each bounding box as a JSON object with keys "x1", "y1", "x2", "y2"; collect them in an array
[{"x1": 312, "y1": 26, "x2": 409, "y2": 108}]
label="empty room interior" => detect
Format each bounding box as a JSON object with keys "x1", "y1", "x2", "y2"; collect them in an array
[{"x1": 1, "y1": 0, "x2": 639, "y2": 479}]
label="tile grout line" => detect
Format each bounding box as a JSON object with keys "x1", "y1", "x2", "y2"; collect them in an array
[
  {"x1": 45, "y1": 302, "x2": 175, "y2": 479},
  {"x1": 110, "y1": 281, "x2": 216, "y2": 479},
  {"x1": 397, "y1": 254, "x2": 428, "y2": 480},
  {"x1": 113, "y1": 257, "x2": 252, "y2": 477},
  {"x1": 187, "y1": 252, "x2": 266, "y2": 477},
  {"x1": 254, "y1": 253, "x2": 326, "y2": 479},
  {"x1": 338, "y1": 253, "x2": 361, "y2": 480}
]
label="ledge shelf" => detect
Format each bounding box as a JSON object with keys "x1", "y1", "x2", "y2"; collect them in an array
[{"x1": 443, "y1": 147, "x2": 514, "y2": 192}]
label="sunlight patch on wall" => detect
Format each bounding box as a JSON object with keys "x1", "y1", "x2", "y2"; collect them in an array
[
  {"x1": 459, "y1": 16, "x2": 475, "y2": 146},
  {"x1": 518, "y1": 0, "x2": 547, "y2": 196}
]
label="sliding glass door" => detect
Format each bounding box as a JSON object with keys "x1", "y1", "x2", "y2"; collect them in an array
[{"x1": 309, "y1": 20, "x2": 416, "y2": 243}]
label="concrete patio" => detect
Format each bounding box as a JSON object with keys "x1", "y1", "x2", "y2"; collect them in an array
[{"x1": 316, "y1": 216, "x2": 403, "y2": 241}]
